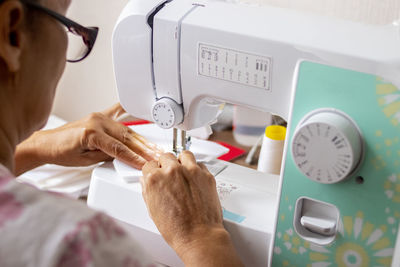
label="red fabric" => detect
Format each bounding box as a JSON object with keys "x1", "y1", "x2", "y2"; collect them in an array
[
  {"x1": 215, "y1": 141, "x2": 246, "y2": 161},
  {"x1": 121, "y1": 120, "x2": 152, "y2": 126}
]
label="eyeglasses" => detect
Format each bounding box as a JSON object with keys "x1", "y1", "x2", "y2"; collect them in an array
[{"x1": 21, "y1": 0, "x2": 98, "y2": 63}]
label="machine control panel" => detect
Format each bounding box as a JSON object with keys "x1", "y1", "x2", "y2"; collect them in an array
[
  {"x1": 291, "y1": 109, "x2": 363, "y2": 184},
  {"x1": 198, "y1": 43, "x2": 272, "y2": 91}
]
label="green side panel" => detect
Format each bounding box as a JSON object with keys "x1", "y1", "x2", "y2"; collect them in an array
[{"x1": 272, "y1": 61, "x2": 400, "y2": 267}]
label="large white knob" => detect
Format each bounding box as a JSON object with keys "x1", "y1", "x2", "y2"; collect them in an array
[
  {"x1": 151, "y1": 98, "x2": 183, "y2": 129},
  {"x1": 291, "y1": 109, "x2": 363, "y2": 184}
]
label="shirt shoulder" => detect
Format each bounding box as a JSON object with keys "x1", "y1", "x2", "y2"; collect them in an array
[{"x1": 0, "y1": 165, "x2": 155, "y2": 267}]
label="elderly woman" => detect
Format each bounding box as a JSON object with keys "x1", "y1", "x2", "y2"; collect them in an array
[{"x1": 0, "y1": 0, "x2": 243, "y2": 266}]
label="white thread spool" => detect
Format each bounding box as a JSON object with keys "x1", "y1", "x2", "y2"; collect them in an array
[
  {"x1": 257, "y1": 125, "x2": 286, "y2": 175},
  {"x1": 233, "y1": 106, "x2": 272, "y2": 146}
]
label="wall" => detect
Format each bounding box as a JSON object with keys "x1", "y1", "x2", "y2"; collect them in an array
[
  {"x1": 52, "y1": 0, "x2": 400, "y2": 121},
  {"x1": 52, "y1": 0, "x2": 128, "y2": 121},
  {"x1": 241, "y1": 0, "x2": 400, "y2": 25}
]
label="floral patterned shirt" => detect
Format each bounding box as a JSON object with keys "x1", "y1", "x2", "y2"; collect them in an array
[{"x1": 0, "y1": 164, "x2": 157, "y2": 267}]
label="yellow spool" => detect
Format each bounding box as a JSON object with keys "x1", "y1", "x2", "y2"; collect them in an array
[{"x1": 265, "y1": 125, "x2": 286, "y2": 141}]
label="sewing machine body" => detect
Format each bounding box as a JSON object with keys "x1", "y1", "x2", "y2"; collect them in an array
[
  {"x1": 112, "y1": 0, "x2": 400, "y2": 130},
  {"x1": 88, "y1": 0, "x2": 400, "y2": 266}
]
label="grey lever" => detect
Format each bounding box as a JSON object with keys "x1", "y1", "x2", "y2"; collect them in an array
[{"x1": 300, "y1": 215, "x2": 336, "y2": 236}]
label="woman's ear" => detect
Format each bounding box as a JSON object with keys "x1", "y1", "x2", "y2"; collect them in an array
[{"x1": 0, "y1": 1, "x2": 25, "y2": 72}]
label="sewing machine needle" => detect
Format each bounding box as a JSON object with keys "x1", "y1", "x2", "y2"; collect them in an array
[
  {"x1": 173, "y1": 128, "x2": 178, "y2": 155},
  {"x1": 181, "y1": 130, "x2": 186, "y2": 151}
]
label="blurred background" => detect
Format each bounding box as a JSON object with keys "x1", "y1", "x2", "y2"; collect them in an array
[{"x1": 52, "y1": 0, "x2": 400, "y2": 121}]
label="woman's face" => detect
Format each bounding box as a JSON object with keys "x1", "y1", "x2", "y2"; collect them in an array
[
  {"x1": 0, "y1": 0, "x2": 72, "y2": 142},
  {"x1": 19, "y1": 0, "x2": 71, "y2": 131}
]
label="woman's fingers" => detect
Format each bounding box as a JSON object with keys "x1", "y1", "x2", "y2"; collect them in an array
[
  {"x1": 178, "y1": 150, "x2": 198, "y2": 169},
  {"x1": 158, "y1": 153, "x2": 180, "y2": 168},
  {"x1": 100, "y1": 118, "x2": 161, "y2": 161},
  {"x1": 101, "y1": 103, "x2": 164, "y2": 156},
  {"x1": 198, "y1": 162, "x2": 209, "y2": 171},
  {"x1": 129, "y1": 130, "x2": 164, "y2": 154},
  {"x1": 82, "y1": 150, "x2": 113, "y2": 164},
  {"x1": 100, "y1": 103, "x2": 126, "y2": 120},
  {"x1": 82, "y1": 103, "x2": 165, "y2": 167},
  {"x1": 88, "y1": 133, "x2": 147, "y2": 169},
  {"x1": 142, "y1": 160, "x2": 160, "y2": 176}
]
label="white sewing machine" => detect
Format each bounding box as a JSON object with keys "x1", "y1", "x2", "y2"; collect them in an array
[{"x1": 88, "y1": 0, "x2": 400, "y2": 266}]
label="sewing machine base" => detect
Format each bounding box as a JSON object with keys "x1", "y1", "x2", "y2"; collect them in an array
[{"x1": 87, "y1": 160, "x2": 279, "y2": 266}]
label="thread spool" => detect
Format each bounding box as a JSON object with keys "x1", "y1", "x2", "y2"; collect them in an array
[
  {"x1": 233, "y1": 106, "x2": 272, "y2": 146},
  {"x1": 257, "y1": 125, "x2": 286, "y2": 175}
]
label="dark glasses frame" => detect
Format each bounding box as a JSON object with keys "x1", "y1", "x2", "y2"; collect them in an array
[{"x1": 20, "y1": 0, "x2": 99, "y2": 62}]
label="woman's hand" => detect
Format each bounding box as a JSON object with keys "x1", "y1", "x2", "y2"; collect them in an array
[
  {"x1": 14, "y1": 103, "x2": 162, "y2": 175},
  {"x1": 141, "y1": 151, "x2": 243, "y2": 267}
]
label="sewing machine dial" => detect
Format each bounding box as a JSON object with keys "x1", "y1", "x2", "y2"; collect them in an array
[
  {"x1": 291, "y1": 109, "x2": 363, "y2": 184},
  {"x1": 151, "y1": 98, "x2": 183, "y2": 129}
]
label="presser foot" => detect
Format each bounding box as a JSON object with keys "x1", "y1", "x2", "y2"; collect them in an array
[{"x1": 172, "y1": 128, "x2": 191, "y2": 155}]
